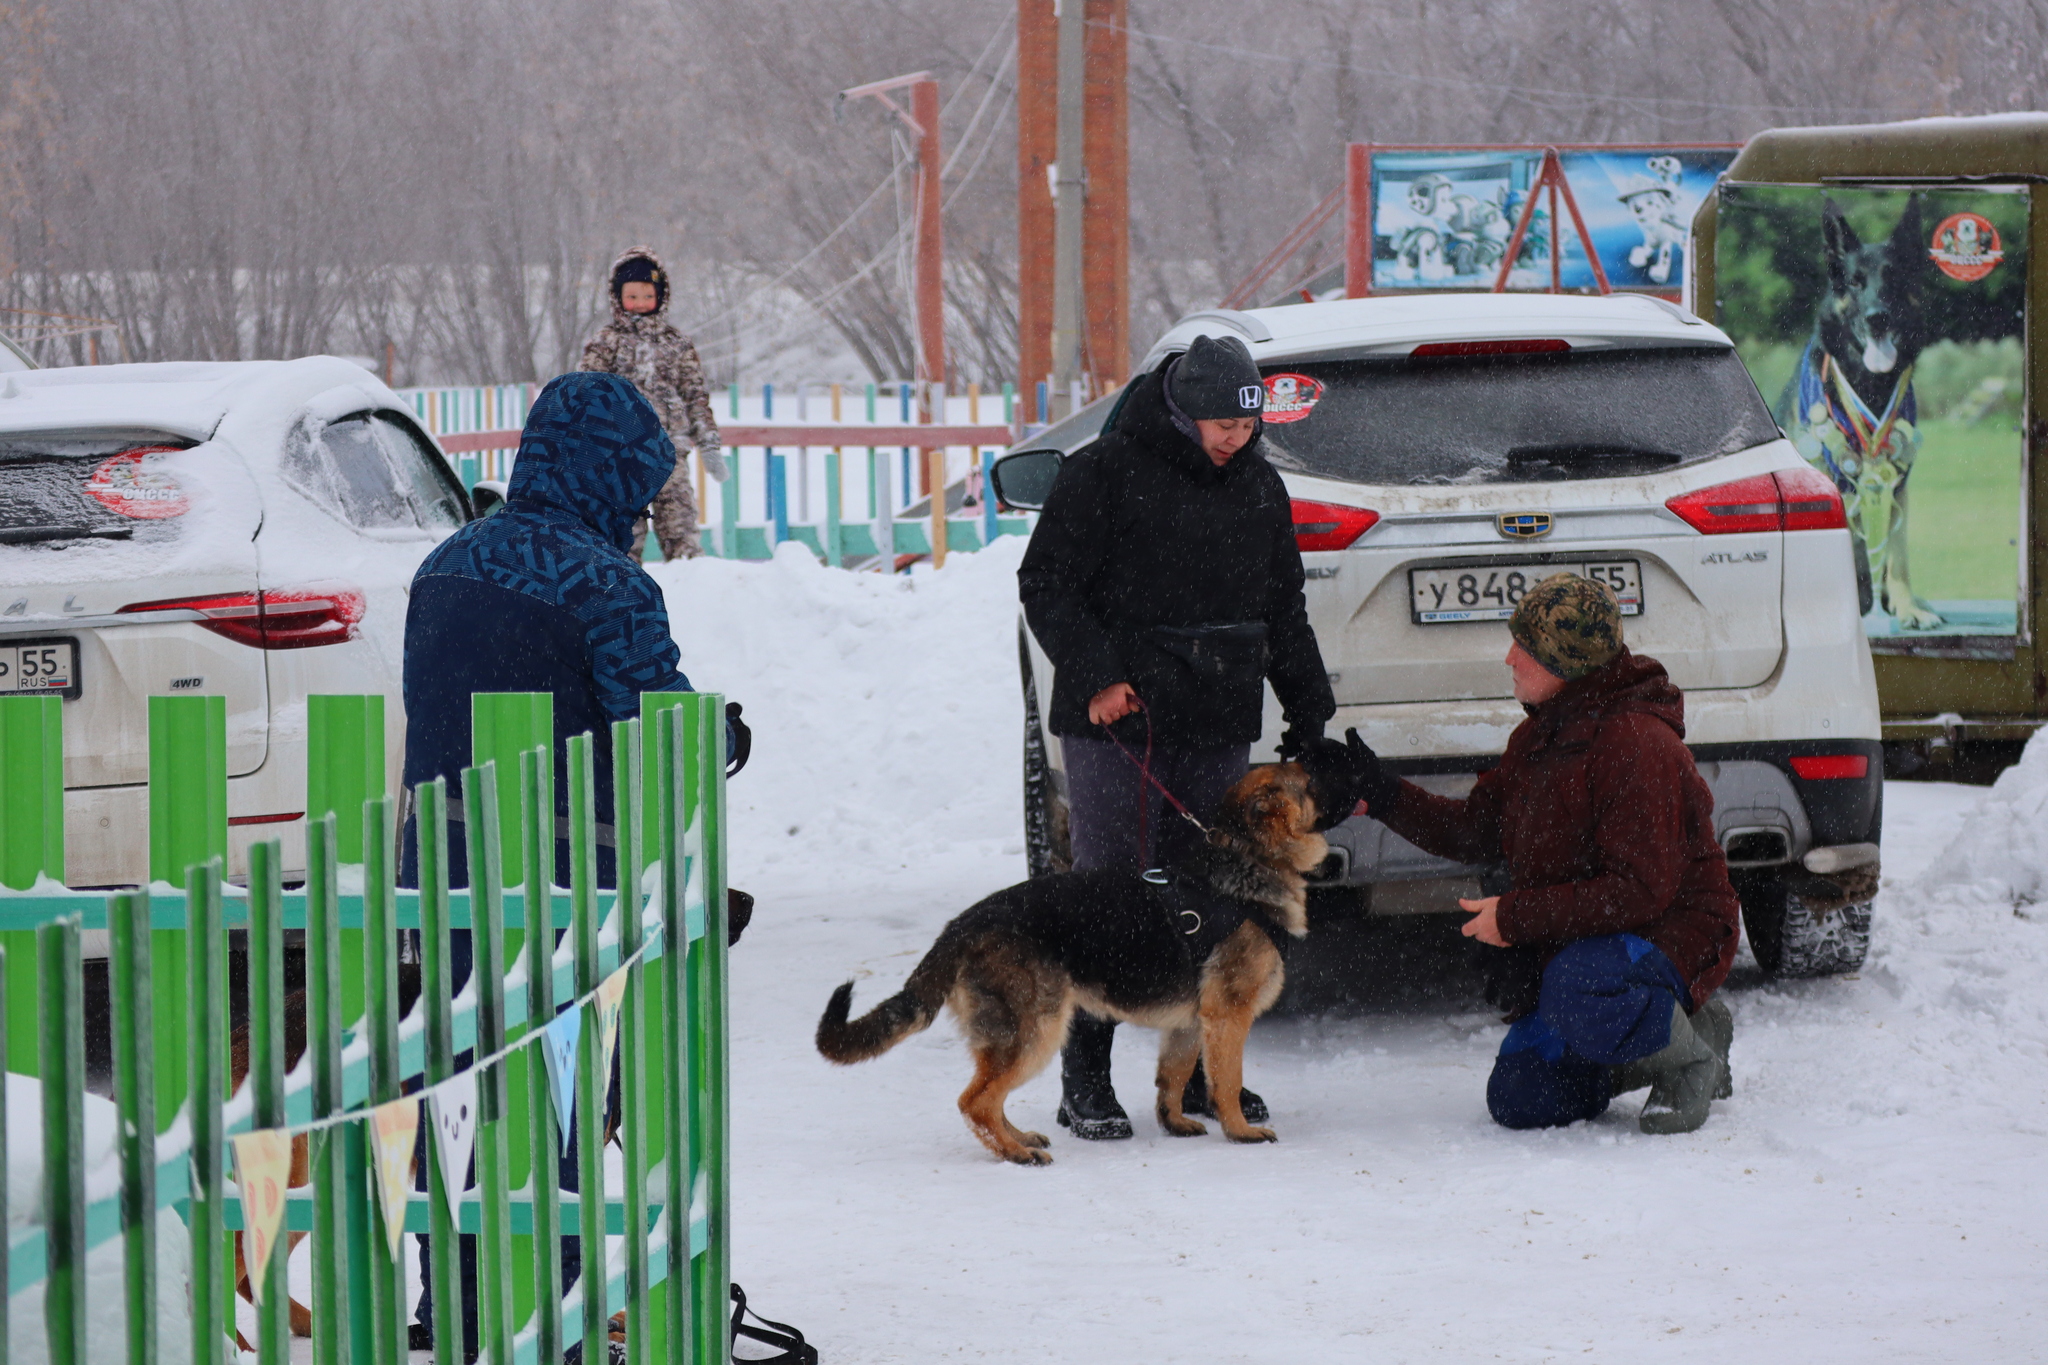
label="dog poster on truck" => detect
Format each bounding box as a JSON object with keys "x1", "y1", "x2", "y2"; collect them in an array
[{"x1": 1713, "y1": 183, "x2": 2028, "y2": 642}]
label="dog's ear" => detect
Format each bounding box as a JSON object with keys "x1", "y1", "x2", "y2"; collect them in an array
[
  {"x1": 1886, "y1": 196, "x2": 1930, "y2": 281},
  {"x1": 1821, "y1": 199, "x2": 1859, "y2": 289}
]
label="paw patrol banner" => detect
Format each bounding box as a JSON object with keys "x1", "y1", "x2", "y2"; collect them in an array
[
  {"x1": 1369, "y1": 147, "x2": 1735, "y2": 292},
  {"x1": 1714, "y1": 184, "x2": 2028, "y2": 641}
]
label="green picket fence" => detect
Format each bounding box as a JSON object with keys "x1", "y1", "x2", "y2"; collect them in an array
[{"x1": 0, "y1": 689, "x2": 733, "y2": 1364}]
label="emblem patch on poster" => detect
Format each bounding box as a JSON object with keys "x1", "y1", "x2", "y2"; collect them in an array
[
  {"x1": 1261, "y1": 373, "x2": 1325, "y2": 424},
  {"x1": 1928, "y1": 212, "x2": 2004, "y2": 282}
]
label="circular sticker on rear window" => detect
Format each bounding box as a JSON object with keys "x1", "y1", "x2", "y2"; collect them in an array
[
  {"x1": 1261, "y1": 373, "x2": 1324, "y2": 424},
  {"x1": 84, "y1": 448, "x2": 189, "y2": 520},
  {"x1": 1928, "y1": 212, "x2": 2004, "y2": 282}
]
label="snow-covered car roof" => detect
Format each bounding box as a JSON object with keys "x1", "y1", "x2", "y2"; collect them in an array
[
  {"x1": 0, "y1": 357, "x2": 421, "y2": 453},
  {"x1": 1138, "y1": 292, "x2": 1732, "y2": 371}
]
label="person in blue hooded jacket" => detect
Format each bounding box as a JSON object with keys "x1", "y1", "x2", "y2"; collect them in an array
[
  {"x1": 397, "y1": 371, "x2": 747, "y2": 1359},
  {"x1": 398, "y1": 369, "x2": 746, "y2": 888}
]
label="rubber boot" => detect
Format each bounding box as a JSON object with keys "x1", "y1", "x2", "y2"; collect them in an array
[
  {"x1": 1055, "y1": 1013, "x2": 1133, "y2": 1140},
  {"x1": 1180, "y1": 1060, "x2": 1269, "y2": 1124},
  {"x1": 1637, "y1": 1001, "x2": 1725, "y2": 1135},
  {"x1": 1610, "y1": 997, "x2": 1734, "y2": 1100},
  {"x1": 1693, "y1": 995, "x2": 1734, "y2": 1099}
]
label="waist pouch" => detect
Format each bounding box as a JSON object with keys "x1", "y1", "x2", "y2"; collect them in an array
[{"x1": 1124, "y1": 621, "x2": 1269, "y2": 740}]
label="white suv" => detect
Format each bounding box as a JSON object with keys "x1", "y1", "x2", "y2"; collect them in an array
[
  {"x1": 997, "y1": 294, "x2": 1883, "y2": 979},
  {"x1": 0, "y1": 358, "x2": 471, "y2": 888}
]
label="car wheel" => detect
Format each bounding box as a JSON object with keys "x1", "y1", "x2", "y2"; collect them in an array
[
  {"x1": 1739, "y1": 870, "x2": 1873, "y2": 978},
  {"x1": 1021, "y1": 629, "x2": 1071, "y2": 879}
]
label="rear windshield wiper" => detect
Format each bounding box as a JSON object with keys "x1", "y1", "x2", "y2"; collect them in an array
[{"x1": 0, "y1": 524, "x2": 135, "y2": 544}]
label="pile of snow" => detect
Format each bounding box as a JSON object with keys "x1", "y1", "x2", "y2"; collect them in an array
[
  {"x1": 5, "y1": 1076, "x2": 193, "y2": 1365},
  {"x1": 1918, "y1": 726, "x2": 2048, "y2": 911},
  {"x1": 650, "y1": 538, "x2": 1028, "y2": 878}
]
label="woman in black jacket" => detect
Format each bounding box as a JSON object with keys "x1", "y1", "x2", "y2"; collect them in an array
[{"x1": 1018, "y1": 333, "x2": 1336, "y2": 1138}]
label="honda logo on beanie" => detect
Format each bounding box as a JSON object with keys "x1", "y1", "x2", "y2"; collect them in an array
[{"x1": 1166, "y1": 333, "x2": 1268, "y2": 421}]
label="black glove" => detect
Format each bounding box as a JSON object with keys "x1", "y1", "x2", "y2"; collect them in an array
[
  {"x1": 1341, "y1": 728, "x2": 1405, "y2": 815},
  {"x1": 726, "y1": 887, "x2": 754, "y2": 947},
  {"x1": 1277, "y1": 720, "x2": 1325, "y2": 762},
  {"x1": 1295, "y1": 736, "x2": 1358, "y2": 830},
  {"x1": 725, "y1": 701, "x2": 751, "y2": 778}
]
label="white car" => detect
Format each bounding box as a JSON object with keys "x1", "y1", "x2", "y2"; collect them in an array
[
  {"x1": 996, "y1": 294, "x2": 1883, "y2": 979},
  {"x1": 0, "y1": 358, "x2": 471, "y2": 888}
]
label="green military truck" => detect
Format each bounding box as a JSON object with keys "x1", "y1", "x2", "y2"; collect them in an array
[{"x1": 1690, "y1": 114, "x2": 2047, "y2": 778}]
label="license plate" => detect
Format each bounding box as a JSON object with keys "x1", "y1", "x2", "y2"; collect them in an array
[
  {"x1": 1409, "y1": 561, "x2": 1643, "y2": 623},
  {"x1": 0, "y1": 639, "x2": 80, "y2": 697}
]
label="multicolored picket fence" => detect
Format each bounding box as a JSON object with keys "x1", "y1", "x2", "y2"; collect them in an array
[
  {"x1": 399, "y1": 381, "x2": 1033, "y2": 566},
  {"x1": 0, "y1": 689, "x2": 732, "y2": 1364}
]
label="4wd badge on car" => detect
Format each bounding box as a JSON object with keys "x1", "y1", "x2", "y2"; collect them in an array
[{"x1": 1497, "y1": 512, "x2": 1552, "y2": 539}]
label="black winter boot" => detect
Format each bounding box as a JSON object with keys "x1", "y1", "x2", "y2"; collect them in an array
[
  {"x1": 1055, "y1": 1013, "x2": 1132, "y2": 1140},
  {"x1": 1637, "y1": 1001, "x2": 1726, "y2": 1135},
  {"x1": 1180, "y1": 1060, "x2": 1269, "y2": 1124}
]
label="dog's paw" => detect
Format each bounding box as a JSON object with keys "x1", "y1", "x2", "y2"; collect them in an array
[
  {"x1": 1158, "y1": 1110, "x2": 1208, "y2": 1138},
  {"x1": 1225, "y1": 1125, "x2": 1278, "y2": 1144},
  {"x1": 1893, "y1": 604, "x2": 1945, "y2": 631},
  {"x1": 1016, "y1": 1130, "x2": 1051, "y2": 1149},
  {"x1": 1005, "y1": 1147, "x2": 1055, "y2": 1166}
]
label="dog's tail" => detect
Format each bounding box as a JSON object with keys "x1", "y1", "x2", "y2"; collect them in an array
[{"x1": 815, "y1": 924, "x2": 970, "y2": 1064}]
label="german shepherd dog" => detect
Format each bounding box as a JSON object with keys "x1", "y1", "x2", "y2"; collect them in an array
[
  {"x1": 816, "y1": 763, "x2": 1330, "y2": 1165},
  {"x1": 1777, "y1": 195, "x2": 1938, "y2": 628}
]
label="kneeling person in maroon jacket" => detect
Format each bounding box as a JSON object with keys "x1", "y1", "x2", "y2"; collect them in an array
[{"x1": 1345, "y1": 575, "x2": 1739, "y2": 1133}]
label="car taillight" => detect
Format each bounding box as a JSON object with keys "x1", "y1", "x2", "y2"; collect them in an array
[
  {"x1": 1788, "y1": 754, "x2": 1869, "y2": 780},
  {"x1": 119, "y1": 586, "x2": 365, "y2": 649},
  {"x1": 1409, "y1": 339, "x2": 1571, "y2": 358},
  {"x1": 1664, "y1": 469, "x2": 1847, "y2": 535},
  {"x1": 1773, "y1": 464, "x2": 1848, "y2": 531},
  {"x1": 1292, "y1": 499, "x2": 1380, "y2": 552}
]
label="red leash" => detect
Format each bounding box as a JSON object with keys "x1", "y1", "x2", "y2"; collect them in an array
[{"x1": 1101, "y1": 709, "x2": 1212, "y2": 864}]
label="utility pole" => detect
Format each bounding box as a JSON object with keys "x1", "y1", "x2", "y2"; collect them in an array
[
  {"x1": 1049, "y1": 0, "x2": 1087, "y2": 420},
  {"x1": 1081, "y1": 0, "x2": 1129, "y2": 397},
  {"x1": 1019, "y1": 0, "x2": 1128, "y2": 426},
  {"x1": 1016, "y1": 3, "x2": 1056, "y2": 427},
  {"x1": 840, "y1": 70, "x2": 951, "y2": 563}
]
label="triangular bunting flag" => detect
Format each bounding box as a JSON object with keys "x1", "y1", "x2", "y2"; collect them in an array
[
  {"x1": 540, "y1": 1007, "x2": 583, "y2": 1154},
  {"x1": 369, "y1": 1097, "x2": 421, "y2": 1263},
  {"x1": 230, "y1": 1129, "x2": 294, "y2": 1306},
  {"x1": 428, "y1": 1072, "x2": 479, "y2": 1201},
  {"x1": 596, "y1": 968, "x2": 629, "y2": 1098}
]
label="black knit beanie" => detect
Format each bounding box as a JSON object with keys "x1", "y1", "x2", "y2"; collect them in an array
[
  {"x1": 611, "y1": 255, "x2": 668, "y2": 311},
  {"x1": 1167, "y1": 334, "x2": 1265, "y2": 420}
]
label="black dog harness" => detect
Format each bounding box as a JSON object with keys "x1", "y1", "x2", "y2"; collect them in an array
[{"x1": 1142, "y1": 868, "x2": 1291, "y2": 967}]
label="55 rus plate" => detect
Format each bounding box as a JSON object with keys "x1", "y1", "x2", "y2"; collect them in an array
[
  {"x1": 0, "y1": 638, "x2": 81, "y2": 699},
  {"x1": 1410, "y1": 561, "x2": 1642, "y2": 624}
]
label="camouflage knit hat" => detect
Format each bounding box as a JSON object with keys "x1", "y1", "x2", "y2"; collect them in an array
[{"x1": 1509, "y1": 573, "x2": 1623, "y2": 680}]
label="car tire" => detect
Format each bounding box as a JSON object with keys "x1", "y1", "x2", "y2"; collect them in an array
[
  {"x1": 1021, "y1": 628, "x2": 1072, "y2": 880},
  {"x1": 1739, "y1": 870, "x2": 1873, "y2": 978}
]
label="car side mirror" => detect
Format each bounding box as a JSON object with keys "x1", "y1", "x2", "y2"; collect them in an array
[
  {"x1": 470, "y1": 480, "x2": 508, "y2": 517},
  {"x1": 987, "y1": 449, "x2": 1064, "y2": 512}
]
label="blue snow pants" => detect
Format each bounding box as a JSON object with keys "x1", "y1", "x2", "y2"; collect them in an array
[{"x1": 1486, "y1": 934, "x2": 1690, "y2": 1130}]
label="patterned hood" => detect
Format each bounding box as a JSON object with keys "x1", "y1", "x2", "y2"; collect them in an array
[{"x1": 506, "y1": 372, "x2": 676, "y2": 553}]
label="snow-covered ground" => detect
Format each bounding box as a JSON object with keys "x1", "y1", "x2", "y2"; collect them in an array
[
  {"x1": 10, "y1": 541, "x2": 2041, "y2": 1362},
  {"x1": 649, "y1": 541, "x2": 2048, "y2": 1364}
]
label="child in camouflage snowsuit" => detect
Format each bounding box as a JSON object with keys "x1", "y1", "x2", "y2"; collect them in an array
[{"x1": 580, "y1": 245, "x2": 727, "y2": 558}]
